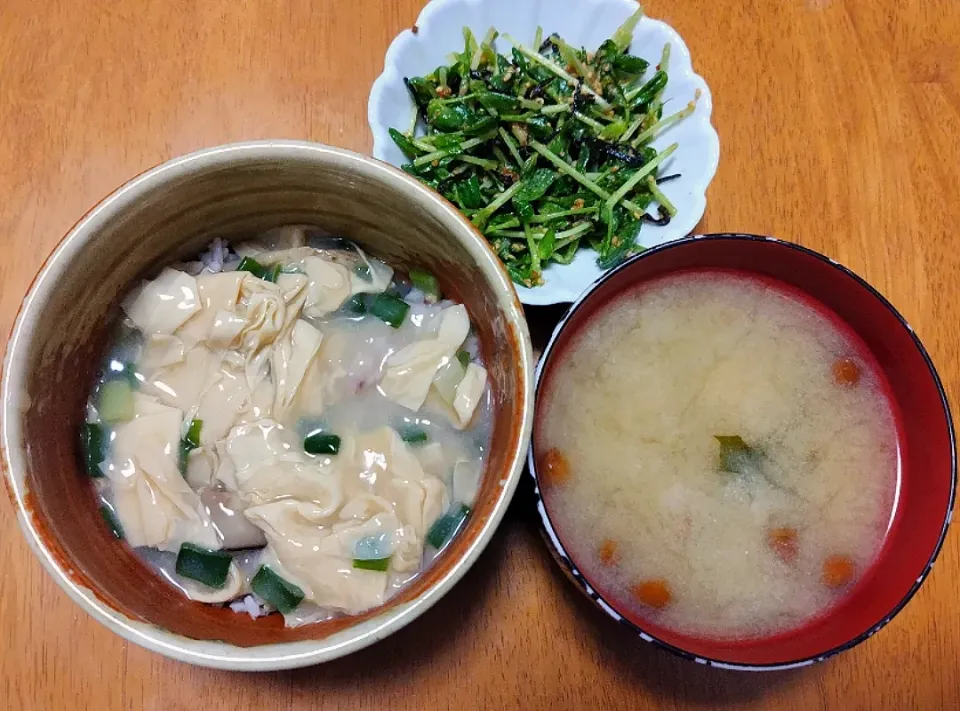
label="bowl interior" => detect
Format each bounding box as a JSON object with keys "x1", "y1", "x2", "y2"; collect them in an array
[
  {"x1": 532, "y1": 234, "x2": 955, "y2": 667},
  {"x1": 4, "y1": 144, "x2": 531, "y2": 650}
]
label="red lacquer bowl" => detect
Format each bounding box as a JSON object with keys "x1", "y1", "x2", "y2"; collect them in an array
[{"x1": 529, "y1": 234, "x2": 956, "y2": 670}]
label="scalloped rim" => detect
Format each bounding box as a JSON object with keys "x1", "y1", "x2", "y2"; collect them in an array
[{"x1": 368, "y1": 0, "x2": 720, "y2": 305}]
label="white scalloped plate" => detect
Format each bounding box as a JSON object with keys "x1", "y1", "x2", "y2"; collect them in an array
[{"x1": 368, "y1": 0, "x2": 720, "y2": 305}]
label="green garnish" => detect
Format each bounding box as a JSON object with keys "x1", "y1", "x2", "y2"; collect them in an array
[
  {"x1": 262, "y1": 263, "x2": 282, "y2": 283},
  {"x1": 714, "y1": 435, "x2": 762, "y2": 475},
  {"x1": 175, "y1": 543, "x2": 232, "y2": 589},
  {"x1": 353, "y1": 557, "x2": 392, "y2": 572},
  {"x1": 426, "y1": 503, "x2": 471, "y2": 549},
  {"x1": 304, "y1": 431, "x2": 341, "y2": 455},
  {"x1": 239, "y1": 257, "x2": 281, "y2": 282},
  {"x1": 179, "y1": 419, "x2": 203, "y2": 473},
  {"x1": 389, "y1": 9, "x2": 695, "y2": 288},
  {"x1": 354, "y1": 263, "x2": 373, "y2": 282},
  {"x1": 456, "y1": 349, "x2": 471, "y2": 368},
  {"x1": 409, "y1": 268, "x2": 441, "y2": 301},
  {"x1": 370, "y1": 293, "x2": 410, "y2": 328},
  {"x1": 184, "y1": 419, "x2": 202, "y2": 449},
  {"x1": 81, "y1": 422, "x2": 104, "y2": 478},
  {"x1": 237, "y1": 256, "x2": 267, "y2": 279},
  {"x1": 100, "y1": 505, "x2": 123, "y2": 539},
  {"x1": 345, "y1": 294, "x2": 367, "y2": 315},
  {"x1": 714, "y1": 435, "x2": 799, "y2": 495},
  {"x1": 399, "y1": 427, "x2": 428, "y2": 445},
  {"x1": 99, "y1": 380, "x2": 134, "y2": 424},
  {"x1": 251, "y1": 565, "x2": 304, "y2": 613}
]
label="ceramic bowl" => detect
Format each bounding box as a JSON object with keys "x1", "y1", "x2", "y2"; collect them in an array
[
  {"x1": 529, "y1": 234, "x2": 955, "y2": 670},
  {"x1": 368, "y1": 0, "x2": 720, "y2": 305},
  {"x1": 0, "y1": 141, "x2": 535, "y2": 670}
]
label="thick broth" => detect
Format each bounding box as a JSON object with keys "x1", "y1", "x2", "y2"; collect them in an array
[
  {"x1": 84, "y1": 228, "x2": 492, "y2": 625},
  {"x1": 539, "y1": 270, "x2": 900, "y2": 639}
]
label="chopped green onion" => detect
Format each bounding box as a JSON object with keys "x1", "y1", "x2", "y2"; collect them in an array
[
  {"x1": 345, "y1": 294, "x2": 367, "y2": 315},
  {"x1": 353, "y1": 557, "x2": 391, "y2": 572},
  {"x1": 304, "y1": 432, "x2": 341, "y2": 455},
  {"x1": 251, "y1": 565, "x2": 304, "y2": 613},
  {"x1": 175, "y1": 543, "x2": 232, "y2": 589},
  {"x1": 370, "y1": 293, "x2": 410, "y2": 328},
  {"x1": 714, "y1": 435, "x2": 762, "y2": 475},
  {"x1": 237, "y1": 256, "x2": 267, "y2": 279},
  {"x1": 399, "y1": 427, "x2": 428, "y2": 445},
  {"x1": 179, "y1": 419, "x2": 203, "y2": 473},
  {"x1": 456, "y1": 349, "x2": 471, "y2": 368},
  {"x1": 184, "y1": 419, "x2": 202, "y2": 449},
  {"x1": 426, "y1": 504, "x2": 471, "y2": 549},
  {"x1": 354, "y1": 263, "x2": 373, "y2": 282},
  {"x1": 99, "y1": 380, "x2": 134, "y2": 424},
  {"x1": 409, "y1": 268, "x2": 441, "y2": 301},
  {"x1": 262, "y1": 263, "x2": 282, "y2": 283},
  {"x1": 81, "y1": 422, "x2": 104, "y2": 478},
  {"x1": 100, "y1": 505, "x2": 123, "y2": 539}
]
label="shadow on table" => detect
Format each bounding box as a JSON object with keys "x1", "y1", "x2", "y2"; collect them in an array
[{"x1": 524, "y1": 304, "x2": 569, "y2": 355}]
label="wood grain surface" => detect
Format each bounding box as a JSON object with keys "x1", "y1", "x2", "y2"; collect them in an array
[{"x1": 2, "y1": 0, "x2": 959, "y2": 708}]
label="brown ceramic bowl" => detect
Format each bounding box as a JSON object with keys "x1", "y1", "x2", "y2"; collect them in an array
[{"x1": 1, "y1": 141, "x2": 534, "y2": 670}]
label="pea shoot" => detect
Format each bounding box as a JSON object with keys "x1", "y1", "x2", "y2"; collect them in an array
[{"x1": 390, "y1": 9, "x2": 695, "y2": 287}]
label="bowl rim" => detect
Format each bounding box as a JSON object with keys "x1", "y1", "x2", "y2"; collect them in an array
[
  {"x1": 0, "y1": 140, "x2": 536, "y2": 670},
  {"x1": 527, "y1": 232, "x2": 957, "y2": 671}
]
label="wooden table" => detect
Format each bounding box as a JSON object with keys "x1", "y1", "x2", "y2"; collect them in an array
[{"x1": 2, "y1": 0, "x2": 959, "y2": 708}]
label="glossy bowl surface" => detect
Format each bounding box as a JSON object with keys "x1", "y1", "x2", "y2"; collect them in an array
[
  {"x1": 1, "y1": 141, "x2": 535, "y2": 670},
  {"x1": 529, "y1": 233, "x2": 955, "y2": 670}
]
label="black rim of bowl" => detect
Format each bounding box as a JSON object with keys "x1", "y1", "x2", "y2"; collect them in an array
[{"x1": 527, "y1": 232, "x2": 957, "y2": 671}]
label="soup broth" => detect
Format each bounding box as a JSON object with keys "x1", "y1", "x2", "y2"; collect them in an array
[
  {"x1": 83, "y1": 227, "x2": 492, "y2": 626},
  {"x1": 538, "y1": 270, "x2": 900, "y2": 640}
]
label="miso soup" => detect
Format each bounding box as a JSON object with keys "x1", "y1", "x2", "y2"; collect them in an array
[{"x1": 538, "y1": 270, "x2": 900, "y2": 639}]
